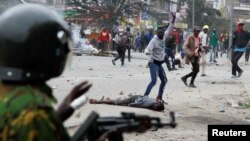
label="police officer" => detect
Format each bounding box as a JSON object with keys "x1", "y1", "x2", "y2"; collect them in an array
[{"x1": 0, "y1": 4, "x2": 92, "y2": 140}]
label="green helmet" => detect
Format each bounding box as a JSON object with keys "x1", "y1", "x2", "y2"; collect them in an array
[{"x1": 0, "y1": 4, "x2": 72, "y2": 82}]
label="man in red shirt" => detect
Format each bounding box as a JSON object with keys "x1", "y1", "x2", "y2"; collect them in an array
[
  {"x1": 98, "y1": 28, "x2": 110, "y2": 55},
  {"x1": 171, "y1": 28, "x2": 179, "y2": 54}
]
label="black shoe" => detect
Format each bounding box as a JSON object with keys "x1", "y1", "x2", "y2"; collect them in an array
[
  {"x1": 201, "y1": 74, "x2": 207, "y2": 77},
  {"x1": 238, "y1": 70, "x2": 243, "y2": 77},
  {"x1": 213, "y1": 60, "x2": 217, "y2": 63},
  {"x1": 112, "y1": 59, "x2": 116, "y2": 65},
  {"x1": 181, "y1": 77, "x2": 188, "y2": 86},
  {"x1": 172, "y1": 68, "x2": 178, "y2": 71},
  {"x1": 178, "y1": 66, "x2": 184, "y2": 68},
  {"x1": 189, "y1": 83, "x2": 197, "y2": 88}
]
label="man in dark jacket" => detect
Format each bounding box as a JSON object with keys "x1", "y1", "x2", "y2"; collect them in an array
[
  {"x1": 125, "y1": 27, "x2": 133, "y2": 62},
  {"x1": 165, "y1": 31, "x2": 177, "y2": 71},
  {"x1": 231, "y1": 22, "x2": 250, "y2": 78},
  {"x1": 112, "y1": 31, "x2": 126, "y2": 66}
]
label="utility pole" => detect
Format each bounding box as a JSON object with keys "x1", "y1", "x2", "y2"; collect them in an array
[
  {"x1": 192, "y1": 0, "x2": 195, "y2": 27},
  {"x1": 228, "y1": 0, "x2": 234, "y2": 60},
  {"x1": 177, "y1": 0, "x2": 181, "y2": 12}
]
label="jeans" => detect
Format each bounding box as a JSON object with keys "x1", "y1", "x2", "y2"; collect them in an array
[
  {"x1": 245, "y1": 47, "x2": 250, "y2": 62},
  {"x1": 164, "y1": 54, "x2": 171, "y2": 71},
  {"x1": 231, "y1": 51, "x2": 243, "y2": 75},
  {"x1": 177, "y1": 42, "x2": 183, "y2": 53},
  {"x1": 165, "y1": 48, "x2": 176, "y2": 69},
  {"x1": 210, "y1": 46, "x2": 217, "y2": 61},
  {"x1": 144, "y1": 62, "x2": 167, "y2": 99},
  {"x1": 114, "y1": 44, "x2": 126, "y2": 65}
]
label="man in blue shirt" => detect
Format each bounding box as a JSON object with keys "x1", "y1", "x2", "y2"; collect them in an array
[
  {"x1": 231, "y1": 21, "x2": 250, "y2": 78},
  {"x1": 145, "y1": 29, "x2": 154, "y2": 46}
]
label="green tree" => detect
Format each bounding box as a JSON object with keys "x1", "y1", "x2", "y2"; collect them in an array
[
  {"x1": 65, "y1": 0, "x2": 178, "y2": 30},
  {"x1": 65, "y1": 0, "x2": 149, "y2": 30},
  {"x1": 185, "y1": 0, "x2": 228, "y2": 30}
]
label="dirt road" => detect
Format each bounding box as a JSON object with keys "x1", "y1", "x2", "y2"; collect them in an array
[{"x1": 49, "y1": 53, "x2": 250, "y2": 141}]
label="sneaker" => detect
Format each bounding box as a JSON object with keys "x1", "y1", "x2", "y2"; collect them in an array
[
  {"x1": 201, "y1": 74, "x2": 207, "y2": 77},
  {"x1": 189, "y1": 83, "x2": 197, "y2": 88},
  {"x1": 112, "y1": 59, "x2": 116, "y2": 65},
  {"x1": 231, "y1": 75, "x2": 237, "y2": 78},
  {"x1": 181, "y1": 76, "x2": 188, "y2": 86},
  {"x1": 238, "y1": 70, "x2": 243, "y2": 77}
]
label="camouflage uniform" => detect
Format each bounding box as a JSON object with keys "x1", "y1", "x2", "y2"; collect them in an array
[{"x1": 0, "y1": 83, "x2": 69, "y2": 141}]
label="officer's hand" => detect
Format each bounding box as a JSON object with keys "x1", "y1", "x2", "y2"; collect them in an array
[
  {"x1": 57, "y1": 81, "x2": 92, "y2": 122},
  {"x1": 66, "y1": 81, "x2": 92, "y2": 105}
]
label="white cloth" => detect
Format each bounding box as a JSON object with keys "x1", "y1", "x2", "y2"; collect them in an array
[
  {"x1": 200, "y1": 52, "x2": 207, "y2": 75},
  {"x1": 199, "y1": 31, "x2": 208, "y2": 75},
  {"x1": 70, "y1": 95, "x2": 88, "y2": 110},
  {"x1": 199, "y1": 31, "x2": 209, "y2": 47}
]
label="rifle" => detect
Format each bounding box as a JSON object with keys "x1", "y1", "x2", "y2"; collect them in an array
[{"x1": 71, "y1": 111, "x2": 177, "y2": 141}]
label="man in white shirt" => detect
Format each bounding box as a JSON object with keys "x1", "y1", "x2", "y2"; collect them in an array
[{"x1": 199, "y1": 25, "x2": 209, "y2": 77}]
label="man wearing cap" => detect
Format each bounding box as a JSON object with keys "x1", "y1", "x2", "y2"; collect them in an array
[
  {"x1": 181, "y1": 26, "x2": 201, "y2": 88},
  {"x1": 231, "y1": 21, "x2": 250, "y2": 78},
  {"x1": 209, "y1": 28, "x2": 219, "y2": 63},
  {"x1": 199, "y1": 25, "x2": 209, "y2": 77}
]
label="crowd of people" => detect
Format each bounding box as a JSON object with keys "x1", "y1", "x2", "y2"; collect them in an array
[
  {"x1": 88, "y1": 13, "x2": 249, "y2": 99},
  {"x1": 78, "y1": 20, "x2": 232, "y2": 74}
]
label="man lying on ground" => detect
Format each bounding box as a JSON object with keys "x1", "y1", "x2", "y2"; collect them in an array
[{"x1": 89, "y1": 95, "x2": 165, "y2": 111}]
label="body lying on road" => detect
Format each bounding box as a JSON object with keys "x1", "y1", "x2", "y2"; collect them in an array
[{"x1": 89, "y1": 95, "x2": 165, "y2": 111}]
